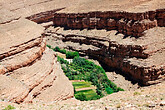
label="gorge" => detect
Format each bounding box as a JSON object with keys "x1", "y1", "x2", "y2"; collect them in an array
[{"x1": 0, "y1": 0, "x2": 165, "y2": 109}]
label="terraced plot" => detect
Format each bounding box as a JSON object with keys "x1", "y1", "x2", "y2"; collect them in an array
[{"x1": 72, "y1": 81, "x2": 99, "y2": 101}]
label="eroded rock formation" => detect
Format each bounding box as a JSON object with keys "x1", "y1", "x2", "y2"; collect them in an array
[
  {"x1": 53, "y1": 9, "x2": 165, "y2": 37},
  {"x1": 0, "y1": 10, "x2": 74, "y2": 103},
  {"x1": 47, "y1": 12, "x2": 165, "y2": 85},
  {"x1": 48, "y1": 6, "x2": 165, "y2": 85}
]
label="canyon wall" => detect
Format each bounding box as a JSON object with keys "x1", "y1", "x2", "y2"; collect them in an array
[
  {"x1": 53, "y1": 9, "x2": 165, "y2": 37},
  {"x1": 49, "y1": 8, "x2": 165, "y2": 85},
  {"x1": 46, "y1": 25, "x2": 165, "y2": 85}
]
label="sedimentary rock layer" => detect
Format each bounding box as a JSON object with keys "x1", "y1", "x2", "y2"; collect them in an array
[
  {"x1": 25, "y1": 8, "x2": 65, "y2": 28},
  {"x1": 0, "y1": 13, "x2": 74, "y2": 103},
  {"x1": 53, "y1": 9, "x2": 165, "y2": 37},
  {"x1": 26, "y1": 8, "x2": 65, "y2": 24},
  {"x1": 0, "y1": 48, "x2": 74, "y2": 103},
  {"x1": 46, "y1": 27, "x2": 165, "y2": 85}
]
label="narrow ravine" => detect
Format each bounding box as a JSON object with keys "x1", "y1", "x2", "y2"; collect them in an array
[{"x1": 47, "y1": 45, "x2": 124, "y2": 101}]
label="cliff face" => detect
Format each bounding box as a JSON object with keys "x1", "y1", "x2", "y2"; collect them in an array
[
  {"x1": 0, "y1": 10, "x2": 74, "y2": 103},
  {"x1": 46, "y1": 8, "x2": 165, "y2": 85},
  {"x1": 46, "y1": 26, "x2": 165, "y2": 85},
  {"x1": 49, "y1": 8, "x2": 165, "y2": 85},
  {"x1": 53, "y1": 9, "x2": 165, "y2": 37}
]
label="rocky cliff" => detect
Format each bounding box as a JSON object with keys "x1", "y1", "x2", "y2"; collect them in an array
[
  {"x1": 46, "y1": 8, "x2": 165, "y2": 85},
  {"x1": 46, "y1": 26, "x2": 165, "y2": 85},
  {"x1": 53, "y1": 9, "x2": 165, "y2": 37}
]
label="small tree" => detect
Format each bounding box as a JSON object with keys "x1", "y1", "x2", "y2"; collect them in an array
[
  {"x1": 46, "y1": 45, "x2": 51, "y2": 48},
  {"x1": 66, "y1": 51, "x2": 79, "y2": 59},
  {"x1": 75, "y1": 93, "x2": 87, "y2": 101},
  {"x1": 53, "y1": 46, "x2": 60, "y2": 52}
]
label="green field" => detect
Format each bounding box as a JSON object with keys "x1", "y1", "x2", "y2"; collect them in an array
[
  {"x1": 73, "y1": 81, "x2": 100, "y2": 101},
  {"x1": 75, "y1": 89, "x2": 100, "y2": 101},
  {"x1": 72, "y1": 81, "x2": 92, "y2": 89}
]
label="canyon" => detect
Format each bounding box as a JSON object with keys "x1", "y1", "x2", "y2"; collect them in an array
[
  {"x1": 47, "y1": 9, "x2": 165, "y2": 85},
  {"x1": 0, "y1": 0, "x2": 165, "y2": 109}
]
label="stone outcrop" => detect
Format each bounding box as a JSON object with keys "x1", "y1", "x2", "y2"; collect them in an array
[
  {"x1": 26, "y1": 8, "x2": 65, "y2": 24},
  {"x1": 46, "y1": 26, "x2": 165, "y2": 85},
  {"x1": 26, "y1": 8, "x2": 65, "y2": 28},
  {"x1": 53, "y1": 9, "x2": 165, "y2": 37},
  {"x1": 0, "y1": 10, "x2": 74, "y2": 103}
]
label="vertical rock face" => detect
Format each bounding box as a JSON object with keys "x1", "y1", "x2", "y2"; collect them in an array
[
  {"x1": 156, "y1": 9, "x2": 165, "y2": 26},
  {"x1": 0, "y1": 10, "x2": 74, "y2": 103},
  {"x1": 53, "y1": 9, "x2": 165, "y2": 37},
  {"x1": 50, "y1": 7, "x2": 165, "y2": 85},
  {"x1": 46, "y1": 25, "x2": 165, "y2": 85}
]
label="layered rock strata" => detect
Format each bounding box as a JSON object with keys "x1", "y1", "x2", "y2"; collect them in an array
[
  {"x1": 46, "y1": 26, "x2": 165, "y2": 85},
  {"x1": 26, "y1": 8, "x2": 65, "y2": 28},
  {"x1": 0, "y1": 11, "x2": 73, "y2": 103},
  {"x1": 53, "y1": 9, "x2": 165, "y2": 37},
  {"x1": 26, "y1": 8, "x2": 65, "y2": 24}
]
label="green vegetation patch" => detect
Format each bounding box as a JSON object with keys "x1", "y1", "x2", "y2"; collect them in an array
[
  {"x1": 48, "y1": 46, "x2": 124, "y2": 101},
  {"x1": 47, "y1": 45, "x2": 79, "y2": 59},
  {"x1": 75, "y1": 89, "x2": 100, "y2": 101},
  {"x1": 72, "y1": 81, "x2": 92, "y2": 89},
  {"x1": 66, "y1": 51, "x2": 79, "y2": 59},
  {"x1": 3, "y1": 105, "x2": 15, "y2": 110},
  {"x1": 59, "y1": 56, "x2": 124, "y2": 98}
]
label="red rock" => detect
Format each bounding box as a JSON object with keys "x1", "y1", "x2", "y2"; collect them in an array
[{"x1": 53, "y1": 9, "x2": 165, "y2": 37}]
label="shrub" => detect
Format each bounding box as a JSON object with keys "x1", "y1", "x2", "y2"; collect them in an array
[
  {"x1": 57, "y1": 56, "x2": 69, "y2": 64},
  {"x1": 53, "y1": 46, "x2": 60, "y2": 52},
  {"x1": 60, "y1": 49, "x2": 67, "y2": 54},
  {"x1": 117, "y1": 87, "x2": 124, "y2": 91},
  {"x1": 134, "y1": 92, "x2": 141, "y2": 95},
  {"x1": 66, "y1": 71, "x2": 74, "y2": 80},
  {"x1": 53, "y1": 46, "x2": 67, "y2": 54},
  {"x1": 46, "y1": 45, "x2": 51, "y2": 49},
  {"x1": 3, "y1": 105, "x2": 15, "y2": 110},
  {"x1": 66, "y1": 51, "x2": 79, "y2": 59},
  {"x1": 105, "y1": 87, "x2": 114, "y2": 94},
  {"x1": 96, "y1": 88, "x2": 102, "y2": 96},
  {"x1": 75, "y1": 93, "x2": 87, "y2": 101},
  {"x1": 74, "y1": 87, "x2": 76, "y2": 93}
]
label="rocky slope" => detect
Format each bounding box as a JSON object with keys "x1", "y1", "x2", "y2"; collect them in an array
[
  {"x1": 0, "y1": 10, "x2": 74, "y2": 103},
  {"x1": 0, "y1": 81, "x2": 164, "y2": 109}
]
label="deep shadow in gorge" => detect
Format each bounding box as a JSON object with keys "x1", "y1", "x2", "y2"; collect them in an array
[{"x1": 88, "y1": 55, "x2": 141, "y2": 86}]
